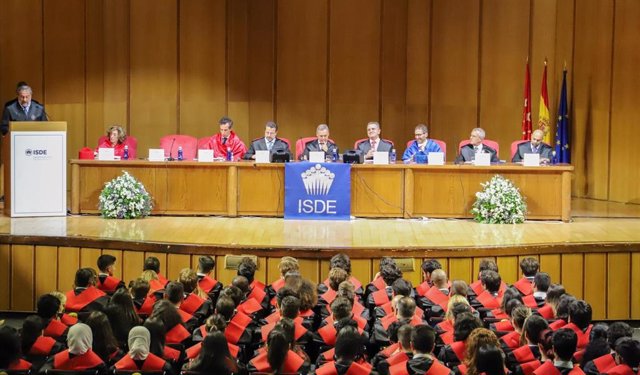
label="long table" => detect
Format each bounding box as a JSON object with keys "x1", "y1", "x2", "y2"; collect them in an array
[{"x1": 70, "y1": 160, "x2": 573, "y2": 221}]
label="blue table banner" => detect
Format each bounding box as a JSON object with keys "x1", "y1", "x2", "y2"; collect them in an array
[{"x1": 284, "y1": 162, "x2": 351, "y2": 220}]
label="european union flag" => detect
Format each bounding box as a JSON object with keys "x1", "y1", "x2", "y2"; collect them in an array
[{"x1": 554, "y1": 69, "x2": 570, "y2": 163}]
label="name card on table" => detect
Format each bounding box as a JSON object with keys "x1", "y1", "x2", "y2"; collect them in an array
[
  {"x1": 148, "y1": 149, "x2": 165, "y2": 162},
  {"x1": 197, "y1": 149, "x2": 214, "y2": 162},
  {"x1": 255, "y1": 150, "x2": 270, "y2": 163},
  {"x1": 428, "y1": 152, "x2": 445, "y2": 165},
  {"x1": 97, "y1": 148, "x2": 115, "y2": 161},
  {"x1": 373, "y1": 151, "x2": 389, "y2": 165},
  {"x1": 523, "y1": 153, "x2": 541, "y2": 167},
  {"x1": 309, "y1": 151, "x2": 325, "y2": 163},
  {"x1": 474, "y1": 153, "x2": 491, "y2": 166}
]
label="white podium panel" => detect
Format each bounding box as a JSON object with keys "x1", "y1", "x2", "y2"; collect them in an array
[{"x1": 8, "y1": 122, "x2": 67, "y2": 217}]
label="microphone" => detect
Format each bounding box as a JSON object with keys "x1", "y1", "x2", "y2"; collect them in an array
[{"x1": 167, "y1": 137, "x2": 176, "y2": 161}]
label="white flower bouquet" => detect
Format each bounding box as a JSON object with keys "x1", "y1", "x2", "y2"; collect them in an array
[
  {"x1": 98, "y1": 171, "x2": 152, "y2": 219},
  {"x1": 471, "y1": 175, "x2": 527, "y2": 224}
]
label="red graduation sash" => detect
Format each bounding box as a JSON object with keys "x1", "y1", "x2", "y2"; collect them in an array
[
  {"x1": 425, "y1": 286, "x2": 450, "y2": 311},
  {"x1": 426, "y1": 361, "x2": 454, "y2": 375},
  {"x1": 165, "y1": 324, "x2": 190, "y2": 344},
  {"x1": 97, "y1": 275, "x2": 121, "y2": 293},
  {"x1": 513, "y1": 278, "x2": 533, "y2": 296},
  {"x1": 53, "y1": 349, "x2": 104, "y2": 370},
  {"x1": 65, "y1": 287, "x2": 106, "y2": 312},
  {"x1": 29, "y1": 335, "x2": 57, "y2": 355},
  {"x1": 180, "y1": 293, "x2": 205, "y2": 315},
  {"x1": 198, "y1": 275, "x2": 219, "y2": 293}
]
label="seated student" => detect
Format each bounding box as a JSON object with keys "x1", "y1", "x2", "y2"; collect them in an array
[
  {"x1": 248, "y1": 322, "x2": 310, "y2": 375},
  {"x1": 366, "y1": 263, "x2": 404, "y2": 311},
  {"x1": 260, "y1": 296, "x2": 312, "y2": 350},
  {"x1": 366, "y1": 257, "x2": 399, "y2": 297},
  {"x1": 438, "y1": 312, "x2": 483, "y2": 369},
  {"x1": 601, "y1": 337, "x2": 640, "y2": 375},
  {"x1": 315, "y1": 297, "x2": 369, "y2": 353},
  {"x1": 144, "y1": 317, "x2": 182, "y2": 369},
  {"x1": 130, "y1": 278, "x2": 156, "y2": 317},
  {"x1": 65, "y1": 268, "x2": 109, "y2": 314},
  {"x1": 415, "y1": 259, "x2": 443, "y2": 296},
  {"x1": 487, "y1": 287, "x2": 524, "y2": 322},
  {"x1": 40, "y1": 323, "x2": 107, "y2": 373},
  {"x1": 85, "y1": 311, "x2": 124, "y2": 366},
  {"x1": 529, "y1": 272, "x2": 551, "y2": 308},
  {"x1": 37, "y1": 294, "x2": 70, "y2": 341},
  {"x1": 263, "y1": 286, "x2": 298, "y2": 325},
  {"x1": 96, "y1": 125, "x2": 130, "y2": 158},
  {"x1": 500, "y1": 305, "x2": 532, "y2": 353},
  {"x1": 0, "y1": 326, "x2": 32, "y2": 371},
  {"x1": 469, "y1": 270, "x2": 503, "y2": 312},
  {"x1": 456, "y1": 328, "x2": 502, "y2": 375},
  {"x1": 215, "y1": 294, "x2": 257, "y2": 348},
  {"x1": 106, "y1": 288, "x2": 143, "y2": 347},
  {"x1": 112, "y1": 326, "x2": 174, "y2": 374},
  {"x1": 140, "y1": 269, "x2": 166, "y2": 297},
  {"x1": 96, "y1": 254, "x2": 125, "y2": 294},
  {"x1": 237, "y1": 257, "x2": 268, "y2": 307},
  {"x1": 149, "y1": 299, "x2": 192, "y2": 346},
  {"x1": 265, "y1": 256, "x2": 299, "y2": 306},
  {"x1": 542, "y1": 284, "x2": 566, "y2": 321},
  {"x1": 372, "y1": 296, "x2": 423, "y2": 349},
  {"x1": 533, "y1": 328, "x2": 584, "y2": 375},
  {"x1": 196, "y1": 255, "x2": 223, "y2": 305},
  {"x1": 582, "y1": 322, "x2": 633, "y2": 375},
  {"x1": 454, "y1": 127, "x2": 499, "y2": 164},
  {"x1": 183, "y1": 331, "x2": 242, "y2": 375},
  {"x1": 467, "y1": 259, "x2": 507, "y2": 299},
  {"x1": 392, "y1": 324, "x2": 453, "y2": 375},
  {"x1": 187, "y1": 314, "x2": 241, "y2": 361},
  {"x1": 415, "y1": 269, "x2": 450, "y2": 320},
  {"x1": 298, "y1": 278, "x2": 320, "y2": 330},
  {"x1": 232, "y1": 276, "x2": 267, "y2": 319},
  {"x1": 178, "y1": 268, "x2": 213, "y2": 324},
  {"x1": 563, "y1": 300, "x2": 593, "y2": 350},
  {"x1": 506, "y1": 315, "x2": 550, "y2": 375},
  {"x1": 470, "y1": 344, "x2": 509, "y2": 375},
  {"x1": 513, "y1": 257, "x2": 539, "y2": 296},
  {"x1": 318, "y1": 268, "x2": 350, "y2": 318},
  {"x1": 319, "y1": 253, "x2": 364, "y2": 298},
  {"x1": 21, "y1": 315, "x2": 65, "y2": 371},
  {"x1": 550, "y1": 294, "x2": 576, "y2": 331},
  {"x1": 436, "y1": 297, "x2": 475, "y2": 345},
  {"x1": 164, "y1": 282, "x2": 199, "y2": 333},
  {"x1": 314, "y1": 326, "x2": 374, "y2": 375},
  {"x1": 374, "y1": 279, "x2": 416, "y2": 321},
  {"x1": 337, "y1": 281, "x2": 369, "y2": 324},
  {"x1": 373, "y1": 324, "x2": 414, "y2": 375},
  {"x1": 144, "y1": 256, "x2": 169, "y2": 286},
  {"x1": 49, "y1": 291, "x2": 79, "y2": 326}
]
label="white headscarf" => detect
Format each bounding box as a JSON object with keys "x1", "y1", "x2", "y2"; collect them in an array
[
  {"x1": 128, "y1": 326, "x2": 150, "y2": 360},
  {"x1": 67, "y1": 323, "x2": 93, "y2": 355}
]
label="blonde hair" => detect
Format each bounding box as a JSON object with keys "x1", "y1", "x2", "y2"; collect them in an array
[
  {"x1": 278, "y1": 256, "x2": 299, "y2": 277},
  {"x1": 49, "y1": 291, "x2": 67, "y2": 314},
  {"x1": 106, "y1": 125, "x2": 127, "y2": 144},
  {"x1": 140, "y1": 270, "x2": 159, "y2": 282},
  {"x1": 445, "y1": 294, "x2": 470, "y2": 321}
]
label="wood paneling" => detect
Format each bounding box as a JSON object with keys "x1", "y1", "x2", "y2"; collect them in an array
[
  {"x1": 584, "y1": 253, "x2": 606, "y2": 320},
  {"x1": 539, "y1": 254, "x2": 561, "y2": 285},
  {"x1": 405, "y1": 0, "x2": 431, "y2": 134},
  {"x1": 102, "y1": 0, "x2": 130, "y2": 133},
  {"x1": 122, "y1": 250, "x2": 144, "y2": 286},
  {"x1": 632, "y1": 253, "x2": 640, "y2": 319},
  {"x1": 0, "y1": 245, "x2": 10, "y2": 309},
  {"x1": 561, "y1": 254, "x2": 583, "y2": 300},
  {"x1": 58, "y1": 247, "x2": 80, "y2": 291},
  {"x1": 80, "y1": 247, "x2": 101, "y2": 270},
  {"x1": 496, "y1": 256, "x2": 518, "y2": 285},
  {"x1": 12, "y1": 245, "x2": 34, "y2": 311},
  {"x1": 167, "y1": 254, "x2": 191, "y2": 282},
  {"x1": 227, "y1": 0, "x2": 250, "y2": 143},
  {"x1": 449, "y1": 258, "x2": 472, "y2": 284},
  {"x1": 607, "y1": 253, "x2": 630, "y2": 320},
  {"x1": 35, "y1": 246, "x2": 58, "y2": 299}
]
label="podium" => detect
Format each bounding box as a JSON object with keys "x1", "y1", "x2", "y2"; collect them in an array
[{"x1": 3, "y1": 121, "x2": 67, "y2": 217}]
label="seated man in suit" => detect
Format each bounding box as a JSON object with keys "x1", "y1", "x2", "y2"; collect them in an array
[
  {"x1": 203, "y1": 116, "x2": 247, "y2": 161},
  {"x1": 243, "y1": 121, "x2": 291, "y2": 160},
  {"x1": 302, "y1": 123, "x2": 339, "y2": 160},
  {"x1": 455, "y1": 127, "x2": 499, "y2": 164},
  {"x1": 356, "y1": 121, "x2": 393, "y2": 160},
  {"x1": 512, "y1": 129, "x2": 553, "y2": 163},
  {"x1": 2, "y1": 82, "x2": 48, "y2": 135},
  {"x1": 402, "y1": 124, "x2": 442, "y2": 162}
]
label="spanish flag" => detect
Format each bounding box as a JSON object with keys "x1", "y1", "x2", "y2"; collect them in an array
[{"x1": 538, "y1": 60, "x2": 552, "y2": 144}]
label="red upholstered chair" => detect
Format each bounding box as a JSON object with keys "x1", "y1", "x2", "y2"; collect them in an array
[
  {"x1": 197, "y1": 136, "x2": 210, "y2": 150},
  {"x1": 510, "y1": 140, "x2": 528, "y2": 160},
  {"x1": 458, "y1": 139, "x2": 500, "y2": 156},
  {"x1": 295, "y1": 137, "x2": 316, "y2": 160},
  {"x1": 160, "y1": 134, "x2": 198, "y2": 160},
  {"x1": 97, "y1": 135, "x2": 138, "y2": 159},
  {"x1": 405, "y1": 139, "x2": 446, "y2": 160},
  {"x1": 353, "y1": 138, "x2": 395, "y2": 149}
]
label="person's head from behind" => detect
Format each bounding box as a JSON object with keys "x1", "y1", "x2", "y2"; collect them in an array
[
  {"x1": 556, "y1": 294, "x2": 576, "y2": 321},
  {"x1": 451, "y1": 280, "x2": 468, "y2": 298},
  {"x1": 510, "y1": 305, "x2": 531, "y2": 332},
  {"x1": 67, "y1": 323, "x2": 93, "y2": 355},
  {"x1": 465, "y1": 328, "x2": 500, "y2": 373},
  {"x1": 266, "y1": 325, "x2": 291, "y2": 372},
  {"x1": 500, "y1": 287, "x2": 523, "y2": 313},
  {"x1": 520, "y1": 257, "x2": 539, "y2": 277},
  {"x1": 446, "y1": 297, "x2": 472, "y2": 322},
  {"x1": 396, "y1": 296, "x2": 416, "y2": 320},
  {"x1": 86, "y1": 311, "x2": 118, "y2": 352},
  {"x1": 330, "y1": 253, "x2": 351, "y2": 275},
  {"x1": 150, "y1": 299, "x2": 182, "y2": 329},
  {"x1": 391, "y1": 278, "x2": 412, "y2": 297},
  {"x1": 164, "y1": 281, "x2": 184, "y2": 305},
  {"x1": 198, "y1": 256, "x2": 215, "y2": 274},
  {"x1": 533, "y1": 272, "x2": 551, "y2": 293},
  {"x1": 298, "y1": 279, "x2": 318, "y2": 312},
  {"x1": 21, "y1": 315, "x2": 44, "y2": 354},
  {"x1": 421, "y1": 259, "x2": 442, "y2": 282},
  {"x1": 568, "y1": 300, "x2": 592, "y2": 330},
  {"x1": 546, "y1": 284, "x2": 566, "y2": 311},
  {"x1": 410, "y1": 325, "x2": 436, "y2": 355},
  {"x1": 329, "y1": 267, "x2": 349, "y2": 291},
  {"x1": 397, "y1": 324, "x2": 414, "y2": 351},
  {"x1": 334, "y1": 325, "x2": 364, "y2": 362},
  {"x1": 552, "y1": 328, "x2": 578, "y2": 362},
  {"x1": 74, "y1": 268, "x2": 95, "y2": 288},
  {"x1": 231, "y1": 276, "x2": 249, "y2": 295},
  {"x1": 381, "y1": 264, "x2": 403, "y2": 287},
  {"x1": 218, "y1": 116, "x2": 234, "y2": 138},
  {"x1": 337, "y1": 281, "x2": 355, "y2": 305},
  {"x1": 192, "y1": 331, "x2": 232, "y2": 373},
  {"x1": 454, "y1": 312, "x2": 483, "y2": 342},
  {"x1": 0, "y1": 326, "x2": 21, "y2": 368},
  {"x1": 481, "y1": 270, "x2": 501, "y2": 294},
  {"x1": 614, "y1": 338, "x2": 640, "y2": 368},
  {"x1": 474, "y1": 345, "x2": 506, "y2": 375},
  {"x1": 97, "y1": 254, "x2": 117, "y2": 274},
  {"x1": 215, "y1": 295, "x2": 236, "y2": 321},
  {"x1": 127, "y1": 326, "x2": 151, "y2": 360},
  {"x1": 608, "y1": 322, "x2": 633, "y2": 350},
  {"x1": 178, "y1": 268, "x2": 198, "y2": 294},
  {"x1": 130, "y1": 278, "x2": 150, "y2": 300},
  {"x1": 143, "y1": 317, "x2": 166, "y2": 357},
  {"x1": 431, "y1": 269, "x2": 448, "y2": 289},
  {"x1": 222, "y1": 286, "x2": 243, "y2": 307},
  {"x1": 280, "y1": 295, "x2": 300, "y2": 320},
  {"x1": 275, "y1": 286, "x2": 297, "y2": 310},
  {"x1": 523, "y1": 315, "x2": 552, "y2": 358},
  {"x1": 478, "y1": 258, "x2": 499, "y2": 279},
  {"x1": 37, "y1": 293, "x2": 61, "y2": 319},
  {"x1": 331, "y1": 296, "x2": 353, "y2": 321},
  {"x1": 237, "y1": 257, "x2": 257, "y2": 284},
  {"x1": 278, "y1": 256, "x2": 299, "y2": 278}
]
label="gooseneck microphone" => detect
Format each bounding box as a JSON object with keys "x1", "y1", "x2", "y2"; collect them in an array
[{"x1": 167, "y1": 137, "x2": 176, "y2": 161}]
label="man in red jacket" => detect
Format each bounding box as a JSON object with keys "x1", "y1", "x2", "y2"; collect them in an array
[{"x1": 203, "y1": 116, "x2": 247, "y2": 161}]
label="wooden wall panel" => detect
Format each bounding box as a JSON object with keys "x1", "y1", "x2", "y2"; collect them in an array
[
  {"x1": 179, "y1": 0, "x2": 227, "y2": 138},
  {"x1": 430, "y1": 0, "x2": 480, "y2": 161},
  {"x1": 0, "y1": 0, "x2": 44, "y2": 102},
  {"x1": 0, "y1": 245, "x2": 10, "y2": 309},
  {"x1": 12, "y1": 245, "x2": 34, "y2": 311},
  {"x1": 607, "y1": 253, "x2": 630, "y2": 320},
  {"x1": 227, "y1": 0, "x2": 250, "y2": 143},
  {"x1": 102, "y1": 0, "x2": 130, "y2": 134},
  {"x1": 276, "y1": 0, "x2": 328, "y2": 142},
  {"x1": 609, "y1": 0, "x2": 640, "y2": 204},
  {"x1": 496, "y1": 256, "x2": 518, "y2": 285},
  {"x1": 572, "y1": 0, "x2": 613, "y2": 199},
  {"x1": 122, "y1": 250, "x2": 144, "y2": 286},
  {"x1": 405, "y1": 0, "x2": 431, "y2": 135},
  {"x1": 539, "y1": 254, "x2": 561, "y2": 285},
  {"x1": 43, "y1": 0, "x2": 86, "y2": 164},
  {"x1": 479, "y1": 0, "x2": 530, "y2": 160},
  {"x1": 58, "y1": 247, "x2": 80, "y2": 291},
  {"x1": 85, "y1": 0, "x2": 105, "y2": 146},
  {"x1": 129, "y1": 0, "x2": 178, "y2": 152},
  {"x1": 561, "y1": 254, "x2": 583, "y2": 299},
  {"x1": 328, "y1": 0, "x2": 381, "y2": 147},
  {"x1": 449, "y1": 258, "x2": 472, "y2": 284},
  {"x1": 80, "y1": 248, "x2": 101, "y2": 270},
  {"x1": 35, "y1": 246, "x2": 58, "y2": 299},
  {"x1": 167, "y1": 254, "x2": 191, "y2": 281},
  {"x1": 583, "y1": 253, "x2": 606, "y2": 320},
  {"x1": 632, "y1": 253, "x2": 640, "y2": 319}
]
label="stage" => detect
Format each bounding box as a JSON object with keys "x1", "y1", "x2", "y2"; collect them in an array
[{"x1": 0, "y1": 198, "x2": 639, "y2": 321}]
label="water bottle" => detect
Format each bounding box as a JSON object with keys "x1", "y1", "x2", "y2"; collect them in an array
[
  {"x1": 123, "y1": 145, "x2": 129, "y2": 160},
  {"x1": 226, "y1": 147, "x2": 233, "y2": 161},
  {"x1": 332, "y1": 147, "x2": 338, "y2": 162},
  {"x1": 390, "y1": 149, "x2": 396, "y2": 164},
  {"x1": 177, "y1": 146, "x2": 183, "y2": 161}
]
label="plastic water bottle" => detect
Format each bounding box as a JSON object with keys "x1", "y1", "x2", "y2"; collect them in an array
[
  {"x1": 390, "y1": 149, "x2": 396, "y2": 164},
  {"x1": 226, "y1": 147, "x2": 233, "y2": 161},
  {"x1": 177, "y1": 146, "x2": 183, "y2": 161},
  {"x1": 123, "y1": 145, "x2": 129, "y2": 160},
  {"x1": 332, "y1": 147, "x2": 338, "y2": 162}
]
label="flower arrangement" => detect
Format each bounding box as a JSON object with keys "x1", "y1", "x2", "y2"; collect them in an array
[
  {"x1": 471, "y1": 175, "x2": 527, "y2": 224},
  {"x1": 98, "y1": 171, "x2": 152, "y2": 219}
]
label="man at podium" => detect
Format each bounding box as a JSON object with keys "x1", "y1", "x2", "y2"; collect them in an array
[{"x1": 1, "y1": 83, "x2": 48, "y2": 135}]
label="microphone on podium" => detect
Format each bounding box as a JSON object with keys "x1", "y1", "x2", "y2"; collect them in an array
[{"x1": 167, "y1": 137, "x2": 176, "y2": 161}]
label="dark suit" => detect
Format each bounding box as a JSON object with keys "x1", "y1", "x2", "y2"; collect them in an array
[
  {"x1": 512, "y1": 141, "x2": 553, "y2": 162},
  {"x1": 2, "y1": 100, "x2": 48, "y2": 135},
  {"x1": 455, "y1": 143, "x2": 499, "y2": 164},
  {"x1": 243, "y1": 137, "x2": 291, "y2": 159},
  {"x1": 356, "y1": 138, "x2": 393, "y2": 158},
  {"x1": 302, "y1": 139, "x2": 339, "y2": 160}
]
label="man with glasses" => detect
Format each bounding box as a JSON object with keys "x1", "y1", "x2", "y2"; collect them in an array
[{"x1": 402, "y1": 124, "x2": 442, "y2": 162}]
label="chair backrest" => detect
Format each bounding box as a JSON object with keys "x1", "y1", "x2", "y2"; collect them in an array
[
  {"x1": 354, "y1": 138, "x2": 395, "y2": 149},
  {"x1": 197, "y1": 136, "x2": 210, "y2": 150},
  {"x1": 160, "y1": 135, "x2": 198, "y2": 160},
  {"x1": 279, "y1": 137, "x2": 291, "y2": 148},
  {"x1": 458, "y1": 139, "x2": 500, "y2": 156},
  {"x1": 510, "y1": 140, "x2": 528, "y2": 159},
  {"x1": 295, "y1": 137, "x2": 318, "y2": 161}
]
